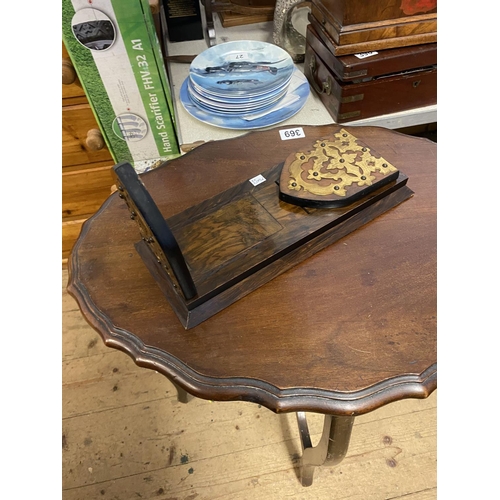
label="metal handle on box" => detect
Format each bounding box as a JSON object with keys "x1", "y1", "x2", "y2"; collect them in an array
[{"x1": 308, "y1": 55, "x2": 332, "y2": 95}]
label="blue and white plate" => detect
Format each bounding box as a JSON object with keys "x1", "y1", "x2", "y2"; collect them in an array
[
  {"x1": 189, "y1": 40, "x2": 294, "y2": 97},
  {"x1": 180, "y1": 68, "x2": 310, "y2": 130},
  {"x1": 187, "y1": 88, "x2": 287, "y2": 116},
  {"x1": 188, "y1": 75, "x2": 291, "y2": 104},
  {"x1": 187, "y1": 79, "x2": 289, "y2": 113}
]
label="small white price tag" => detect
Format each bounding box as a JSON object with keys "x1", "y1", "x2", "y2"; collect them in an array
[
  {"x1": 249, "y1": 174, "x2": 266, "y2": 186},
  {"x1": 354, "y1": 51, "x2": 378, "y2": 59},
  {"x1": 279, "y1": 127, "x2": 305, "y2": 141}
]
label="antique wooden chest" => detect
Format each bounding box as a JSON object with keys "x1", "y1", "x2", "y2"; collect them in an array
[
  {"x1": 311, "y1": 0, "x2": 437, "y2": 55},
  {"x1": 304, "y1": 23, "x2": 437, "y2": 123}
]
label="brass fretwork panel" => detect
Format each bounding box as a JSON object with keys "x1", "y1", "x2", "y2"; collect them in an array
[{"x1": 279, "y1": 128, "x2": 398, "y2": 207}]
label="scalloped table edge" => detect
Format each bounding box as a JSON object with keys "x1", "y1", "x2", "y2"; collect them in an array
[{"x1": 67, "y1": 250, "x2": 436, "y2": 416}]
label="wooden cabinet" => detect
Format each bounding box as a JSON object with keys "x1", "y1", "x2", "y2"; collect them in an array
[{"x1": 62, "y1": 43, "x2": 115, "y2": 266}]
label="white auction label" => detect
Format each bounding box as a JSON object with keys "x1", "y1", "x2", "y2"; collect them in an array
[
  {"x1": 354, "y1": 51, "x2": 378, "y2": 59},
  {"x1": 279, "y1": 127, "x2": 305, "y2": 140},
  {"x1": 249, "y1": 174, "x2": 266, "y2": 186}
]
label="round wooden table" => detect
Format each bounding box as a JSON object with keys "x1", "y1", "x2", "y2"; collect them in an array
[{"x1": 67, "y1": 124, "x2": 436, "y2": 486}]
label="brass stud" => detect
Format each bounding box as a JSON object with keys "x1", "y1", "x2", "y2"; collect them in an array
[
  {"x1": 313, "y1": 172, "x2": 319, "y2": 176},
  {"x1": 361, "y1": 175, "x2": 366, "y2": 180},
  {"x1": 334, "y1": 186, "x2": 339, "y2": 190},
  {"x1": 339, "y1": 158, "x2": 345, "y2": 163}
]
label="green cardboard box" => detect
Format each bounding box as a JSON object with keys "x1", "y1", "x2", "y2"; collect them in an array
[{"x1": 62, "y1": 0, "x2": 180, "y2": 173}]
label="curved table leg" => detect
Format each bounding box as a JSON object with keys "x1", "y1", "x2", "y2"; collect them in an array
[
  {"x1": 172, "y1": 381, "x2": 195, "y2": 403},
  {"x1": 296, "y1": 412, "x2": 355, "y2": 486}
]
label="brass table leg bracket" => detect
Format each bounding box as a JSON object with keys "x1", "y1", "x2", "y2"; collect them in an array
[{"x1": 296, "y1": 412, "x2": 355, "y2": 486}]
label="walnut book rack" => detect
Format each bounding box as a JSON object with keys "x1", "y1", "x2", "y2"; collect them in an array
[{"x1": 112, "y1": 128, "x2": 413, "y2": 329}]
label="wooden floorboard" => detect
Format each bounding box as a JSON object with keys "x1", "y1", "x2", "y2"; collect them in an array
[{"x1": 62, "y1": 270, "x2": 437, "y2": 499}]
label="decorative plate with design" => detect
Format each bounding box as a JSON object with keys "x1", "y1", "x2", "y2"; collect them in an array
[
  {"x1": 187, "y1": 79, "x2": 289, "y2": 114},
  {"x1": 189, "y1": 40, "x2": 295, "y2": 96},
  {"x1": 180, "y1": 68, "x2": 309, "y2": 130}
]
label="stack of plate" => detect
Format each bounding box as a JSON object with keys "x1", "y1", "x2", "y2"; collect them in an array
[{"x1": 180, "y1": 40, "x2": 310, "y2": 130}]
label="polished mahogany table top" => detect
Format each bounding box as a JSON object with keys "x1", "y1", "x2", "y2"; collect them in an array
[{"x1": 67, "y1": 124, "x2": 437, "y2": 416}]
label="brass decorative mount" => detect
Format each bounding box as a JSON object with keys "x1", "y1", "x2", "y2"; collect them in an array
[{"x1": 279, "y1": 128, "x2": 399, "y2": 208}]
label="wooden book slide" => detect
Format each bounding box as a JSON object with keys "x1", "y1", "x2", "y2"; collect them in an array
[{"x1": 112, "y1": 128, "x2": 413, "y2": 329}]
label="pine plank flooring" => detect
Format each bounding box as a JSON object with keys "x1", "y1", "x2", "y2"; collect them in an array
[{"x1": 62, "y1": 269, "x2": 437, "y2": 500}]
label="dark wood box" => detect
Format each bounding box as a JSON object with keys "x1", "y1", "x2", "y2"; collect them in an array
[
  {"x1": 313, "y1": 0, "x2": 437, "y2": 26},
  {"x1": 307, "y1": 20, "x2": 437, "y2": 82},
  {"x1": 311, "y1": 0, "x2": 437, "y2": 55},
  {"x1": 304, "y1": 24, "x2": 437, "y2": 123}
]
